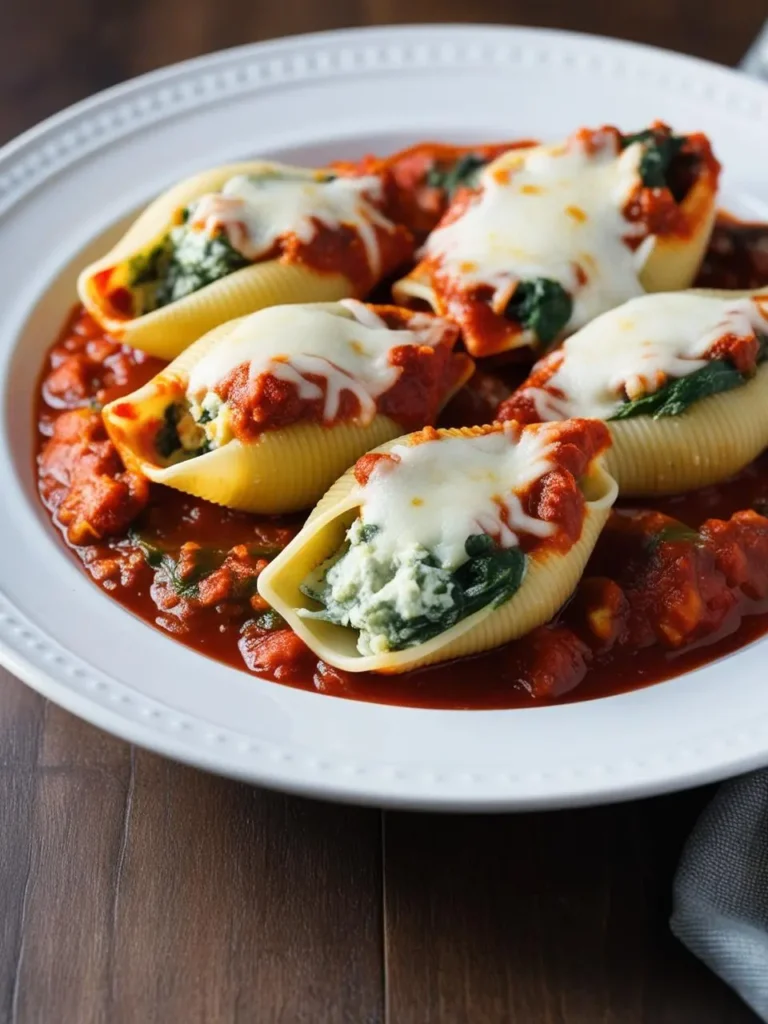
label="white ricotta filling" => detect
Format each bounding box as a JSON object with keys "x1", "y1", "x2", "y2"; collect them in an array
[
  {"x1": 302, "y1": 520, "x2": 457, "y2": 656},
  {"x1": 299, "y1": 424, "x2": 564, "y2": 654}
]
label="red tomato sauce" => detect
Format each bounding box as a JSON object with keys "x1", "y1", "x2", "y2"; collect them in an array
[
  {"x1": 33, "y1": 212, "x2": 768, "y2": 709},
  {"x1": 205, "y1": 307, "x2": 466, "y2": 440}
]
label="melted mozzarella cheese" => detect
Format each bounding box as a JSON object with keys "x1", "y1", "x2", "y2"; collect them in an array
[
  {"x1": 186, "y1": 302, "x2": 440, "y2": 424},
  {"x1": 423, "y1": 135, "x2": 648, "y2": 331},
  {"x1": 521, "y1": 292, "x2": 768, "y2": 421},
  {"x1": 358, "y1": 425, "x2": 559, "y2": 570},
  {"x1": 187, "y1": 168, "x2": 393, "y2": 273}
]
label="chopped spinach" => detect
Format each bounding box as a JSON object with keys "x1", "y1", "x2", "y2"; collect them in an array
[
  {"x1": 364, "y1": 535, "x2": 524, "y2": 649},
  {"x1": 252, "y1": 608, "x2": 287, "y2": 632},
  {"x1": 610, "y1": 338, "x2": 767, "y2": 421},
  {"x1": 306, "y1": 530, "x2": 526, "y2": 652},
  {"x1": 129, "y1": 532, "x2": 203, "y2": 599},
  {"x1": 620, "y1": 129, "x2": 686, "y2": 190},
  {"x1": 155, "y1": 405, "x2": 183, "y2": 459},
  {"x1": 370, "y1": 583, "x2": 463, "y2": 650},
  {"x1": 426, "y1": 153, "x2": 487, "y2": 197},
  {"x1": 452, "y1": 534, "x2": 526, "y2": 618},
  {"x1": 645, "y1": 523, "x2": 701, "y2": 553},
  {"x1": 128, "y1": 225, "x2": 251, "y2": 314},
  {"x1": 504, "y1": 277, "x2": 573, "y2": 345},
  {"x1": 130, "y1": 531, "x2": 280, "y2": 599},
  {"x1": 155, "y1": 231, "x2": 250, "y2": 308},
  {"x1": 154, "y1": 403, "x2": 212, "y2": 461},
  {"x1": 128, "y1": 240, "x2": 172, "y2": 287}
]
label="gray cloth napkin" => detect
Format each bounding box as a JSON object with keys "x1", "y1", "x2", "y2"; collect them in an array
[
  {"x1": 671, "y1": 771, "x2": 768, "y2": 1021},
  {"x1": 740, "y1": 20, "x2": 768, "y2": 79},
  {"x1": 671, "y1": 27, "x2": 768, "y2": 1020}
]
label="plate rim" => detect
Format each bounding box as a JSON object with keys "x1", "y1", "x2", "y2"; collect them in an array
[{"x1": 3, "y1": 22, "x2": 768, "y2": 810}]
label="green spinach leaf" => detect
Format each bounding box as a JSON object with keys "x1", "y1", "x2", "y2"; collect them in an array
[
  {"x1": 452, "y1": 534, "x2": 526, "y2": 617},
  {"x1": 155, "y1": 405, "x2": 183, "y2": 459},
  {"x1": 251, "y1": 609, "x2": 287, "y2": 632},
  {"x1": 154, "y1": 403, "x2": 212, "y2": 461},
  {"x1": 426, "y1": 153, "x2": 487, "y2": 197},
  {"x1": 611, "y1": 335, "x2": 767, "y2": 421},
  {"x1": 610, "y1": 359, "x2": 743, "y2": 420},
  {"x1": 620, "y1": 129, "x2": 686, "y2": 189},
  {"x1": 157, "y1": 231, "x2": 250, "y2": 308},
  {"x1": 645, "y1": 523, "x2": 701, "y2": 553},
  {"x1": 129, "y1": 532, "x2": 203, "y2": 599},
  {"x1": 130, "y1": 532, "x2": 280, "y2": 600},
  {"x1": 504, "y1": 278, "x2": 573, "y2": 345}
]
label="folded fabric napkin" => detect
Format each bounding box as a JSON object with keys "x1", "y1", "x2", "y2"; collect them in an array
[
  {"x1": 671, "y1": 770, "x2": 768, "y2": 1022},
  {"x1": 670, "y1": 30, "x2": 768, "y2": 1019},
  {"x1": 739, "y1": 19, "x2": 768, "y2": 78}
]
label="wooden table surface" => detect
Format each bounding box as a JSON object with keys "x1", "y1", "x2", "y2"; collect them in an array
[{"x1": 2, "y1": 1, "x2": 767, "y2": 1021}]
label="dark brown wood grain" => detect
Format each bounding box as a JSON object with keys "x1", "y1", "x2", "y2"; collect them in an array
[
  {"x1": 0, "y1": 669, "x2": 383, "y2": 1024},
  {"x1": 1, "y1": 1, "x2": 767, "y2": 1021},
  {"x1": 384, "y1": 801, "x2": 761, "y2": 1023},
  {"x1": 0, "y1": 0, "x2": 765, "y2": 146}
]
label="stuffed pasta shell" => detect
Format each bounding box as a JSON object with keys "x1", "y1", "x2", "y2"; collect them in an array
[
  {"x1": 393, "y1": 122, "x2": 720, "y2": 358},
  {"x1": 498, "y1": 288, "x2": 768, "y2": 495},
  {"x1": 257, "y1": 419, "x2": 617, "y2": 674},
  {"x1": 102, "y1": 300, "x2": 472, "y2": 514},
  {"x1": 79, "y1": 162, "x2": 414, "y2": 359}
]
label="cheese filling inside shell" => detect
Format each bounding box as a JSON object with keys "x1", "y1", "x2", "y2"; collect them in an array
[
  {"x1": 128, "y1": 169, "x2": 392, "y2": 315},
  {"x1": 298, "y1": 424, "x2": 575, "y2": 655}
]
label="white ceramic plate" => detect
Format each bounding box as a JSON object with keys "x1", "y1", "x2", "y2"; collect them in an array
[{"x1": 2, "y1": 24, "x2": 768, "y2": 810}]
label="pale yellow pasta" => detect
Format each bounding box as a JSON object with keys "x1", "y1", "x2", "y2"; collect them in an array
[
  {"x1": 102, "y1": 303, "x2": 470, "y2": 514},
  {"x1": 637, "y1": 174, "x2": 718, "y2": 293},
  {"x1": 607, "y1": 363, "x2": 768, "y2": 495},
  {"x1": 78, "y1": 162, "x2": 362, "y2": 359},
  {"x1": 257, "y1": 425, "x2": 618, "y2": 674}
]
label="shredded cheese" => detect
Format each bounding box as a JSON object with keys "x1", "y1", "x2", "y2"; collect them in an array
[
  {"x1": 423, "y1": 134, "x2": 649, "y2": 331},
  {"x1": 518, "y1": 292, "x2": 768, "y2": 421},
  {"x1": 186, "y1": 302, "x2": 443, "y2": 425},
  {"x1": 187, "y1": 169, "x2": 393, "y2": 274},
  {"x1": 358, "y1": 424, "x2": 559, "y2": 570}
]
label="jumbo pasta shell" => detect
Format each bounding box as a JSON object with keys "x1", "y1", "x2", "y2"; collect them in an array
[
  {"x1": 78, "y1": 162, "x2": 360, "y2": 359},
  {"x1": 606, "y1": 362, "x2": 768, "y2": 495},
  {"x1": 258, "y1": 425, "x2": 618, "y2": 674},
  {"x1": 638, "y1": 173, "x2": 718, "y2": 294},
  {"x1": 392, "y1": 138, "x2": 719, "y2": 352},
  {"x1": 102, "y1": 304, "x2": 471, "y2": 514},
  {"x1": 391, "y1": 265, "x2": 439, "y2": 317}
]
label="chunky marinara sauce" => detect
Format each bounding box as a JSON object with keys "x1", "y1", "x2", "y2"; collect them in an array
[{"x1": 34, "y1": 214, "x2": 768, "y2": 710}]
